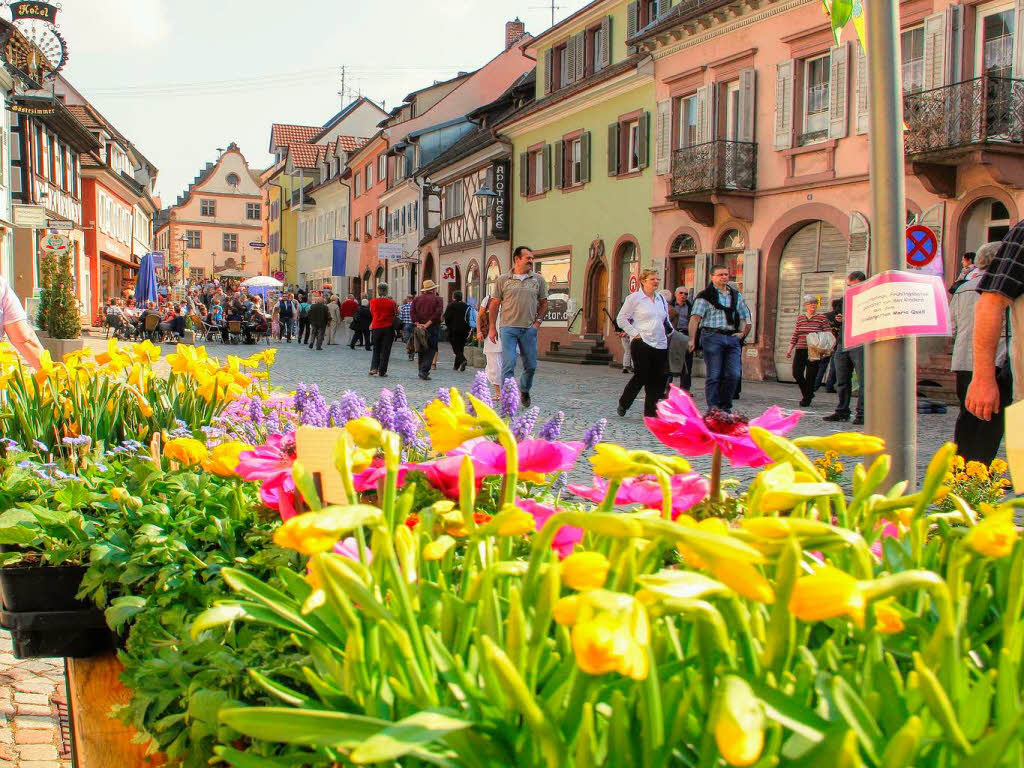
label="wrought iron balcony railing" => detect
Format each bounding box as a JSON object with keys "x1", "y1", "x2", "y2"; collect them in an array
[
  {"x1": 670, "y1": 140, "x2": 757, "y2": 197},
  {"x1": 903, "y1": 75, "x2": 1024, "y2": 156}
]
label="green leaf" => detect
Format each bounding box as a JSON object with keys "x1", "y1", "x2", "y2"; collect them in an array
[
  {"x1": 104, "y1": 596, "x2": 147, "y2": 631},
  {"x1": 880, "y1": 716, "x2": 922, "y2": 768},
  {"x1": 830, "y1": 676, "x2": 883, "y2": 762},
  {"x1": 218, "y1": 706, "x2": 388, "y2": 748},
  {"x1": 0, "y1": 524, "x2": 37, "y2": 545},
  {"x1": 350, "y1": 709, "x2": 471, "y2": 764}
]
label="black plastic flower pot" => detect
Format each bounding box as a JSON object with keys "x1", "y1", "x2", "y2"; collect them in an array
[
  {"x1": 0, "y1": 609, "x2": 112, "y2": 658},
  {"x1": 0, "y1": 563, "x2": 90, "y2": 612}
]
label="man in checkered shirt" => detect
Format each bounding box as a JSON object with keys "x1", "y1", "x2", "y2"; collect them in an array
[{"x1": 967, "y1": 225, "x2": 1023, "y2": 421}]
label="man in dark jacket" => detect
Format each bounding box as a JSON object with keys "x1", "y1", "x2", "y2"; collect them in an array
[
  {"x1": 412, "y1": 280, "x2": 443, "y2": 380},
  {"x1": 307, "y1": 296, "x2": 330, "y2": 351},
  {"x1": 443, "y1": 290, "x2": 471, "y2": 371},
  {"x1": 349, "y1": 300, "x2": 372, "y2": 349}
]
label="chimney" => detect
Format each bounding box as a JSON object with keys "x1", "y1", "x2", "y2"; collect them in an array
[{"x1": 505, "y1": 17, "x2": 526, "y2": 50}]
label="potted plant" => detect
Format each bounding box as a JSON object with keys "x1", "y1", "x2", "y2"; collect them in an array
[{"x1": 40, "y1": 246, "x2": 85, "y2": 358}]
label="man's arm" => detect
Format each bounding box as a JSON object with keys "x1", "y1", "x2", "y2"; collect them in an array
[
  {"x1": 966, "y1": 291, "x2": 1011, "y2": 421},
  {"x1": 5, "y1": 320, "x2": 44, "y2": 370},
  {"x1": 488, "y1": 298, "x2": 502, "y2": 342},
  {"x1": 535, "y1": 297, "x2": 548, "y2": 327},
  {"x1": 687, "y1": 313, "x2": 701, "y2": 352}
]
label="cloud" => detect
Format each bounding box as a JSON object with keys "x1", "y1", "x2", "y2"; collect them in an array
[{"x1": 60, "y1": 0, "x2": 169, "y2": 53}]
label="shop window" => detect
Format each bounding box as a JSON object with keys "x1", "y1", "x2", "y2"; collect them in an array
[{"x1": 715, "y1": 229, "x2": 745, "y2": 285}]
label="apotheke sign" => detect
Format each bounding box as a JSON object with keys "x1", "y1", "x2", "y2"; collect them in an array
[{"x1": 491, "y1": 160, "x2": 509, "y2": 240}]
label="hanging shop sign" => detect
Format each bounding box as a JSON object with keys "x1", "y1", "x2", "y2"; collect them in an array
[
  {"x1": 2, "y1": 2, "x2": 68, "y2": 89},
  {"x1": 12, "y1": 204, "x2": 47, "y2": 228},
  {"x1": 491, "y1": 160, "x2": 510, "y2": 240},
  {"x1": 9, "y1": 100, "x2": 55, "y2": 115},
  {"x1": 10, "y1": 3, "x2": 59, "y2": 23},
  {"x1": 38, "y1": 232, "x2": 69, "y2": 256}
]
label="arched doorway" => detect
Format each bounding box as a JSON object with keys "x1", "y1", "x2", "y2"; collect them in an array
[
  {"x1": 612, "y1": 239, "x2": 638, "y2": 315},
  {"x1": 422, "y1": 252, "x2": 435, "y2": 282},
  {"x1": 959, "y1": 198, "x2": 1011, "y2": 259},
  {"x1": 668, "y1": 232, "x2": 699, "y2": 290},
  {"x1": 362, "y1": 270, "x2": 372, "y2": 298},
  {"x1": 466, "y1": 261, "x2": 481, "y2": 305},
  {"x1": 715, "y1": 228, "x2": 746, "y2": 285},
  {"x1": 773, "y1": 221, "x2": 849, "y2": 381},
  {"x1": 585, "y1": 260, "x2": 609, "y2": 334}
]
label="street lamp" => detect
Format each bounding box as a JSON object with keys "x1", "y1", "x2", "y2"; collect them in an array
[
  {"x1": 474, "y1": 183, "x2": 498, "y2": 302},
  {"x1": 178, "y1": 233, "x2": 188, "y2": 297}
]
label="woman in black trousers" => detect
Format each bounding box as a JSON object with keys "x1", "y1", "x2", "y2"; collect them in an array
[{"x1": 615, "y1": 269, "x2": 671, "y2": 418}]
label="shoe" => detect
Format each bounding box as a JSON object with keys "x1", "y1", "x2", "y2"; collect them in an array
[
  {"x1": 379, "y1": 373, "x2": 388, "y2": 378},
  {"x1": 419, "y1": 373, "x2": 431, "y2": 381},
  {"x1": 521, "y1": 392, "x2": 531, "y2": 408},
  {"x1": 799, "y1": 398, "x2": 812, "y2": 407},
  {"x1": 823, "y1": 413, "x2": 849, "y2": 422},
  {"x1": 459, "y1": 361, "x2": 467, "y2": 372},
  {"x1": 617, "y1": 405, "x2": 627, "y2": 417},
  {"x1": 853, "y1": 415, "x2": 864, "y2": 425},
  {"x1": 622, "y1": 367, "x2": 632, "y2": 374},
  {"x1": 369, "y1": 370, "x2": 377, "y2": 376}
]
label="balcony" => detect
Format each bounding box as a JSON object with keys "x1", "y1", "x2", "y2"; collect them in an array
[
  {"x1": 904, "y1": 75, "x2": 1024, "y2": 197},
  {"x1": 667, "y1": 140, "x2": 756, "y2": 225}
]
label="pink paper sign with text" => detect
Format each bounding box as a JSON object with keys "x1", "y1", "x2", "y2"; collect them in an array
[{"x1": 843, "y1": 270, "x2": 951, "y2": 348}]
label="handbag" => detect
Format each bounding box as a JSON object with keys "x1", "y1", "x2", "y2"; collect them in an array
[{"x1": 806, "y1": 330, "x2": 837, "y2": 361}]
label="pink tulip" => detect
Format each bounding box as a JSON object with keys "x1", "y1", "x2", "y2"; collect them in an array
[
  {"x1": 451, "y1": 438, "x2": 584, "y2": 481},
  {"x1": 333, "y1": 537, "x2": 371, "y2": 563},
  {"x1": 236, "y1": 434, "x2": 298, "y2": 520},
  {"x1": 871, "y1": 522, "x2": 900, "y2": 560},
  {"x1": 645, "y1": 386, "x2": 802, "y2": 468},
  {"x1": 567, "y1": 472, "x2": 709, "y2": 520},
  {"x1": 515, "y1": 499, "x2": 582, "y2": 558}
]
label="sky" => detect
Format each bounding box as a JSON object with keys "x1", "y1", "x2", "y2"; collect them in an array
[{"x1": 45, "y1": 0, "x2": 577, "y2": 206}]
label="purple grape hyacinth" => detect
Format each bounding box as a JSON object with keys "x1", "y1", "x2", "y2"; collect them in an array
[
  {"x1": 511, "y1": 406, "x2": 539, "y2": 442},
  {"x1": 337, "y1": 391, "x2": 367, "y2": 424},
  {"x1": 436, "y1": 387, "x2": 451, "y2": 406},
  {"x1": 583, "y1": 418, "x2": 607, "y2": 451},
  {"x1": 469, "y1": 372, "x2": 493, "y2": 406},
  {"x1": 538, "y1": 411, "x2": 565, "y2": 441},
  {"x1": 372, "y1": 390, "x2": 397, "y2": 432},
  {"x1": 499, "y1": 378, "x2": 520, "y2": 419}
]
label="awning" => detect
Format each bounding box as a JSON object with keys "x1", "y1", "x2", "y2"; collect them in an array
[{"x1": 100, "y1": 252, "x2": 138, "y2": 270}]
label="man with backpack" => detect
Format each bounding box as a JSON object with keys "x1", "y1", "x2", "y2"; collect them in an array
[
  {"x1": 297, "y1": 295, "x2": 312, "y2": 345},
  {"x1": 688, "y1": 264, "x2": 751, "y2": 411}
]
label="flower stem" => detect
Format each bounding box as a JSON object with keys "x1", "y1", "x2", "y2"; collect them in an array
[{"x1": 710, "y1": 446, "x2": 722, "y2": 502}]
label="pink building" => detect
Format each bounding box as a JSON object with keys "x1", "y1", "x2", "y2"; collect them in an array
[{"x1": 635, "y1": 0, "x2": 1022, "y2": 388}]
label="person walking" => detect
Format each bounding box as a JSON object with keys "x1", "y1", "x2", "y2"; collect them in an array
[
  {"x1": 949, "y1": 243, "x2": 1011, "y2": 463},
  {"x1": 786, "y1": 295, "x2": 832, "y2": 408},
  {"x1": 0, "y1": 274, "x2": 45, "y2": 369},
  {"x1": 616, "y1": 269, "x2": 671, "y2": 418},
  {"x1": 412, "y1": 279, "x2": 443, "y2": 380},
  {"x1": 444, "y1": 290, "x2": 471, "y2": 371},
  {"x1": 399, "y1": 294, "x2": 415, "y2": 359},
  {"x1": 489, "y1": 246, "x2": 548, "y2": 408},
  {"x1": 350, "y1": 299, "x2": 372, "y2": 349},
  {"x1": 477, "y1": 295, "x2": 503, "y2": 399},
  {"x1": 297, "y1": 295, "x2": 312, "y2": 345},
  {"x1": 688, "y1": 264, "x2": 751, "y2": 411},
  {"x1": 326, "y1": 296, "x2": 342, "y2": 345},
  {"x1": 277, "y1": 293, "x2": 297, "y2": 342},
  {"x1": 823, "y1": 271, "x2": 867, "y2": 424},
  {"x1": 369, "y1": 283, "x2": 398, "y2": 377},
  {"x1": 669, "y1": 285, "x2": 692, "y2": 391},
  {"x1": 307, "y1": 295, "x2": 330, "y2": 351},
  {"x1": 340, "y1": 293, "x2": 359, "y2": 345}
]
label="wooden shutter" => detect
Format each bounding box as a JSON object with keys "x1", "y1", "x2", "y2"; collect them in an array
[
  {"x1": 574, "y1": 33, "x2": 586, "y2": 81},
  {"x1": 738, "y1": 68, "x2": 756, "y2": 143},
  {"x1": 655, "y1": 99, "x2": 672, "y2": 175},
  {"x1": 608, "y1": 122, "x2": 620, "y2": 175},
  {"x1": 1014, "y1": 0, "x2": 1024, "y2": 78},
  {"x1": 544, "y1": 49, "x2": 554, "y2": 95},
  {"x1": 855, "y1": 42, "x2": 869, "y2": 135},
  {"x1": 566, "y1": 38, "x2": 577, "y2": 85},
  {"x1": 694, "y1": 253, "x2": 710, "y2": 293},
  {"x1": 741, "y1": 248, "x2": 759, "y2": 340},
  {"x1": 542, "y1": 144, "x2": 552, "y2": 191},
  {"x1": 695, "y1": 83, "x2": 716, "y2": 144},
  {"x1": 828, "y1": 42, "x2": 849, "y2": 140},
  {"x1": 554, "y1": 140, "x2": 565, "y2": 189},
  {"x1": 580, "y1": 131, "x2": 591, "y2": 183},
  {"x1": 638, "y1": 111, "x2": 650, "y2": 169},
  {"x1": 519, "y1": 152, "x2": 528, "y2": 196},
  {"x1": 774, "y1": 60, "x2": 795, "y2": 150},
  {"x1": 599, "y1": 16, "x2": 612, "y2": 70},
  {"x1": 947, "y1": 5, "x2": 964, "y2": 83},
  {"x1": 922, "y1": 12, "x2": 946, "y2": 91},
  {"x1": 626, "y1": 2, "x2": 638, "y2": 53},
  {"x1": 846, "y1": 211, "x2": 870, "y2": 274}
]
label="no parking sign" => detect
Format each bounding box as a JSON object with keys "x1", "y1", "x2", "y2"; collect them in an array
[{"x1": 906, "y1": 224, "x2": 943, "y2": 276}]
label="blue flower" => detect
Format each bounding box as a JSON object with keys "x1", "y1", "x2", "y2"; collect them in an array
[{"x1": 31, "y1": 439, "x2": 48, "y2": 453}]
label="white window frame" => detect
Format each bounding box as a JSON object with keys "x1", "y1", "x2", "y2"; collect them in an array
[
  {"x1": 365, "y1": 163, "x2": 373, "y2": 190},
  {"x1": 976, "y1": 2, "x2": 1015, "y2": 78},
  {"x1": 803, "y1": 54, "x2": 831, "y2": 135},
  {"x1": 365, "y1": 214, "x2": 372, "y2": 238},
  {"x1": 725, "y1": 81, "x2": 741, "y2": 141},
  {"x1": 354, "y1": 173, "x2": 361, "y2": 196},
  {"x1": 378, "y1": 154, "x2": 386, "y2": 183},
  {"x1": 533, "y1": 150, "x2": 544, "y2": 194},
  {"x1": 900, "y1": 25, "x2": 925, "y2": 94},
  {"x1": 679, "y1": 94, "x2": 698, "y2": 148},
  {"x1": 353, "y1": 219, "x2": 360, "y2": 240},
  {"x1": 377, "y1": 208, "x2": 386, "y2": 234},
  {"x1": 570, "y1": 138, "x2": 583, "y2": 185},
  {"x1": 627, "y1": 120, "x2": 641, "y2": 172}
]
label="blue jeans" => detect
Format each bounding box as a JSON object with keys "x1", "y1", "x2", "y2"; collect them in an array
[
  {"x1": 499, "y1": 325, "x2": 538, "y2": 394},
  {"x1": 702, "y1": 332, "x2": 742, "y2": 411}
]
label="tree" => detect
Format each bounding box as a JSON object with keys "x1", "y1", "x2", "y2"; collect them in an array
[
  {"x1": 34, "y1": 249, "x2": 54, "y2": 332},
  {"x1": 45, "y1": 248, "x2": 81, "y2": 339}
]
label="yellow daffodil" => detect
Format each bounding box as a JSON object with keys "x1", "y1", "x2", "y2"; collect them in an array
[
  {"x1": 258, "y1": 347, "x2": 277, "y2": 367},
  {"x1": 95, "y1": 338, "x2": 131, "y2": 368},
  {"x1": 166, "y1": 344, "x2": 208, "y2": 375},
  {"x1": 345, "y1": 417, "x2": 383, "y2": 449},
  {"x1": 789, "y1": 565, "x2": 866, "y2": 627},
  {"x1": 32, "y1": 350, "x2": 54, "y2": 389},
  {"x1": 755, "y1": 463, "x2": 841, "y2": 512},
  {"x1": 109, "y1": 487, "x2": 129, "y2": 503},
  {"x1": 164, "y1": 437, "x2": 209, "y2": 467},
  {"x1": 794, "y1": 432, "x2": 886, "y2": 456},
  {"x1": 130, "y1": 340, "x2": 161, "y2": 365},
  {"x1": 589, "y1": 444, "x2": 688, "y2": 480},
  {"x1": 874, "y1": 601, "x2": 905, "y2": 634},
  {"x1": 273, "y1": 512, "x2": 343, "y2": 555},
  {"x1": 965, "y1": 508, "x2": 1018, "y2": 558},
  {"x1": 715, "y1": 676, "x2": 765, "y2": 767},
  {"x1": 423, "y1": 389, "x2": 494, "y2": 453},
  {"x1": 495, "y1": 507, "x2": 536, "y2": 536},
  {"x1": 553, "y1": 595, "x2": 582, "y2": 626},
  {"x1": 422, "y1": 535, "x2": 456, "y2": 561},
  {"x1": 570, "y1": 595, "x2": 650, "y2": 680},
  {"x1": 202, "y1": 441, "x2": 252, "y2": 477},
  {"x1": 560, "y1": 551, "x2": 610, "y2": 592},
  {"x1": 677, "y1": 517, "x2": 774, "y2": 603}
]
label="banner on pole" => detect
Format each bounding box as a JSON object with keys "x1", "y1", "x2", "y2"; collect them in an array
[{"x1": 843, "y1": 270, "x2": 950, "y2": 348}]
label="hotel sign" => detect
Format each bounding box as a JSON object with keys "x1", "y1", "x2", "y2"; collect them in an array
[
  {"x1": 491, "y1": 159, "x2": 510, "y2": 240},
  {"x1": 13, "y1": 204, "x2": 47, "y2": 228},
  {"x1": 10, "y1": 3, "x2": 59, "y2": 23},
  {"x1": 10, "y1": 101, "x2": 56, "y2": 116}
]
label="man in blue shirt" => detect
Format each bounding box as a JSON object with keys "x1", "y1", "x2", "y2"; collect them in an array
[{"x1": 688, "y1": 264, "x2": 751, "y2": 411}]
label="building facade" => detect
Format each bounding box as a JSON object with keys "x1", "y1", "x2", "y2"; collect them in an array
[{"x1": 345, "y1": 133, "x2": 390, "y2": 298}]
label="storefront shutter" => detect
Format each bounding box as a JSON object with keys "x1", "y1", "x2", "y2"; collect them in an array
[
  {"x1": 575, "y1": 33, "x2": 586, "y2": 81},
  {"x1": 855, "y1": 43, "x2": 869, "y2": 135},
  {"x1": 542, "y1": 144, "x2": 552, "y2": 191},
  {"x1": 655, "y1": 99, "x2": 672, "y2": 175},
  {"x1": 828, "y1": 42, "x2": 849, "y2": 140},
  {"x1": 922, "y1": 12, "x2": 946, "y2": 91},
  {"x1": 694, "y1": 253, "x2": 710, "y2": 293},
  {"x1": 773, "y1": 60, "x2": 795, "y2": 150},
  {"x1": 608, "y1": 123, "x2": 620, "y2": 175},
  {"x1": 519, "y1": 152, "x2": 529, "y2": 196},
  {"x1": 638, "y1": 111, "x2": 650, "y2": 169},
  {"x1": 554, "y1": 140, "x2": 565, "y2": 189},
  {"x1": 741, "y1": 248, "x2": 759, "y2": 340},
  {"x1": 626, "y1": 2, "x2": 639, "y2": 53},
  {"x1": 738, "y1": 68, "x2": 756, "y2": 143},
  {"x1": 544, "y1": 49, "x2": 554, "y2": 95},
  {"x1": 599, "y1": 16, "x2": 612, "y2": 69},
  {"x1": 581, "y1": 131, "x2": 592, "y2": 182},
  {"x1": 846, "y1": 211, "x2": 870, "y2": 274}
]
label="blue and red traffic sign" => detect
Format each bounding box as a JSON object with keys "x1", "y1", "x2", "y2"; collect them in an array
[{"x1": 906, "y1": 225, "x2": 938, "y2": 268}]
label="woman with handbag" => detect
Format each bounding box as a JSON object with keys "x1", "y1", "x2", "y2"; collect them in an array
[
  {"x1": 368, "y1": 283, "x2": 398, "y2": 377},
  {"x1": 786, "y1": 295, "x2": 833, "y2": 408}
]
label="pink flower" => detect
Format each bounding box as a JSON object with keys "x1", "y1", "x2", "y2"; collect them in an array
[
  {"x1": 333, "y1": 537, "x2": 371, "y2": 563},
  {"x1": 451, "y1": 438, "x2": 584, "y2": 481},
  {"x1": 645, "y1": 386, "x2": 802, "y2": 468},
  {"x1": 354, "y1": 456, "x2": 488, "y2": 499},
  {"x1": 567, "y1": 473, "x2": 709, "y2": 520},
  {"x1": 516, "y1": 499, "x2": 582, "y2": 558},
  {"x1": 236, "y1": 434, "x2": 298, "y2": 520},
  {"x1": 871, "y1": 522, "x2": 900, "y2": 560},
  {"x1": 352, "y1": 461, "x2": 410, "y2": 493}
]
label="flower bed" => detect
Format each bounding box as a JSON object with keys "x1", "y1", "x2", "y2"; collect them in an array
[{"x1": 0, "y1": 341, "x2": 1021, "y2": 767}]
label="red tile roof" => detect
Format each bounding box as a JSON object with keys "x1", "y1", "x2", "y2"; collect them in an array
[
  {"x1": 270, "y1": 123, "x2": 320, "y2": 148},
  {"x1": 336, "y1": 135, "x2": 370, "y2": 153},
  {"x1": 288, "y1": 142, "x2": 326, "y2": 169}
]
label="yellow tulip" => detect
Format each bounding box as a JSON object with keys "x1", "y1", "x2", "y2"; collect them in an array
[
  {"x1": 110, "y1": 487, "x2": 129, "y2": 503},
  {"x1": 789, "y1": 566, "x2": 866, "y2": 627},
  {"x1": 422, "y1": 535, "x2": 456, "y2": 561},
  {"x1": 756, "y1": 463, "x2": 840, "y2": 513},
  {"x1": 495, "y1": 507, "x2": 536, "y2": 536},
  {"x1": 590, "y1": 443, "x2": 690, "y2": 480},
  {"x1": 874, "y1": 601, "x2": 905, "y2": 634},
  {"x1": 560, "y1": 551, "x2": 610, "y2": 592},
  {"x1": 965, "y1": 508, "x2": 1018, "y2": 559},
  {"x1": 202, "y1": 441, "x2": 252, "y2": 477},
  {"x1": 164, "y1": 437, "x2": 209, "y2": 467},
  {"x1": 715, "y1": 676, "x2": 765, "y2": 767},
  {"x1": 422, "y1": 389, "x2": 491, "y2": 453},
  {"x1": 570, "y1": 603, "x2": 649, "y2": 680},
  {"x1": 345, "y1": 417, "x2": 383, "y2": 449},
  {"x1": 553, "y1": 595, "x2": 582, "y2": 626},
  {"x1": 794, "y1": 432, "x2": 886, "y2": 456},
  {"x1": 273, "y1": 512, "x2": 342, "y2": 555}
]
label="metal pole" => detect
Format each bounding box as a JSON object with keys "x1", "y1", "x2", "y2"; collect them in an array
[
  {"x1": 480, "y1": 202, "x2": 489, "y2": 301},
  {"x1": 865, "y1": 0, "x2": 916, "y2": 486}
]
